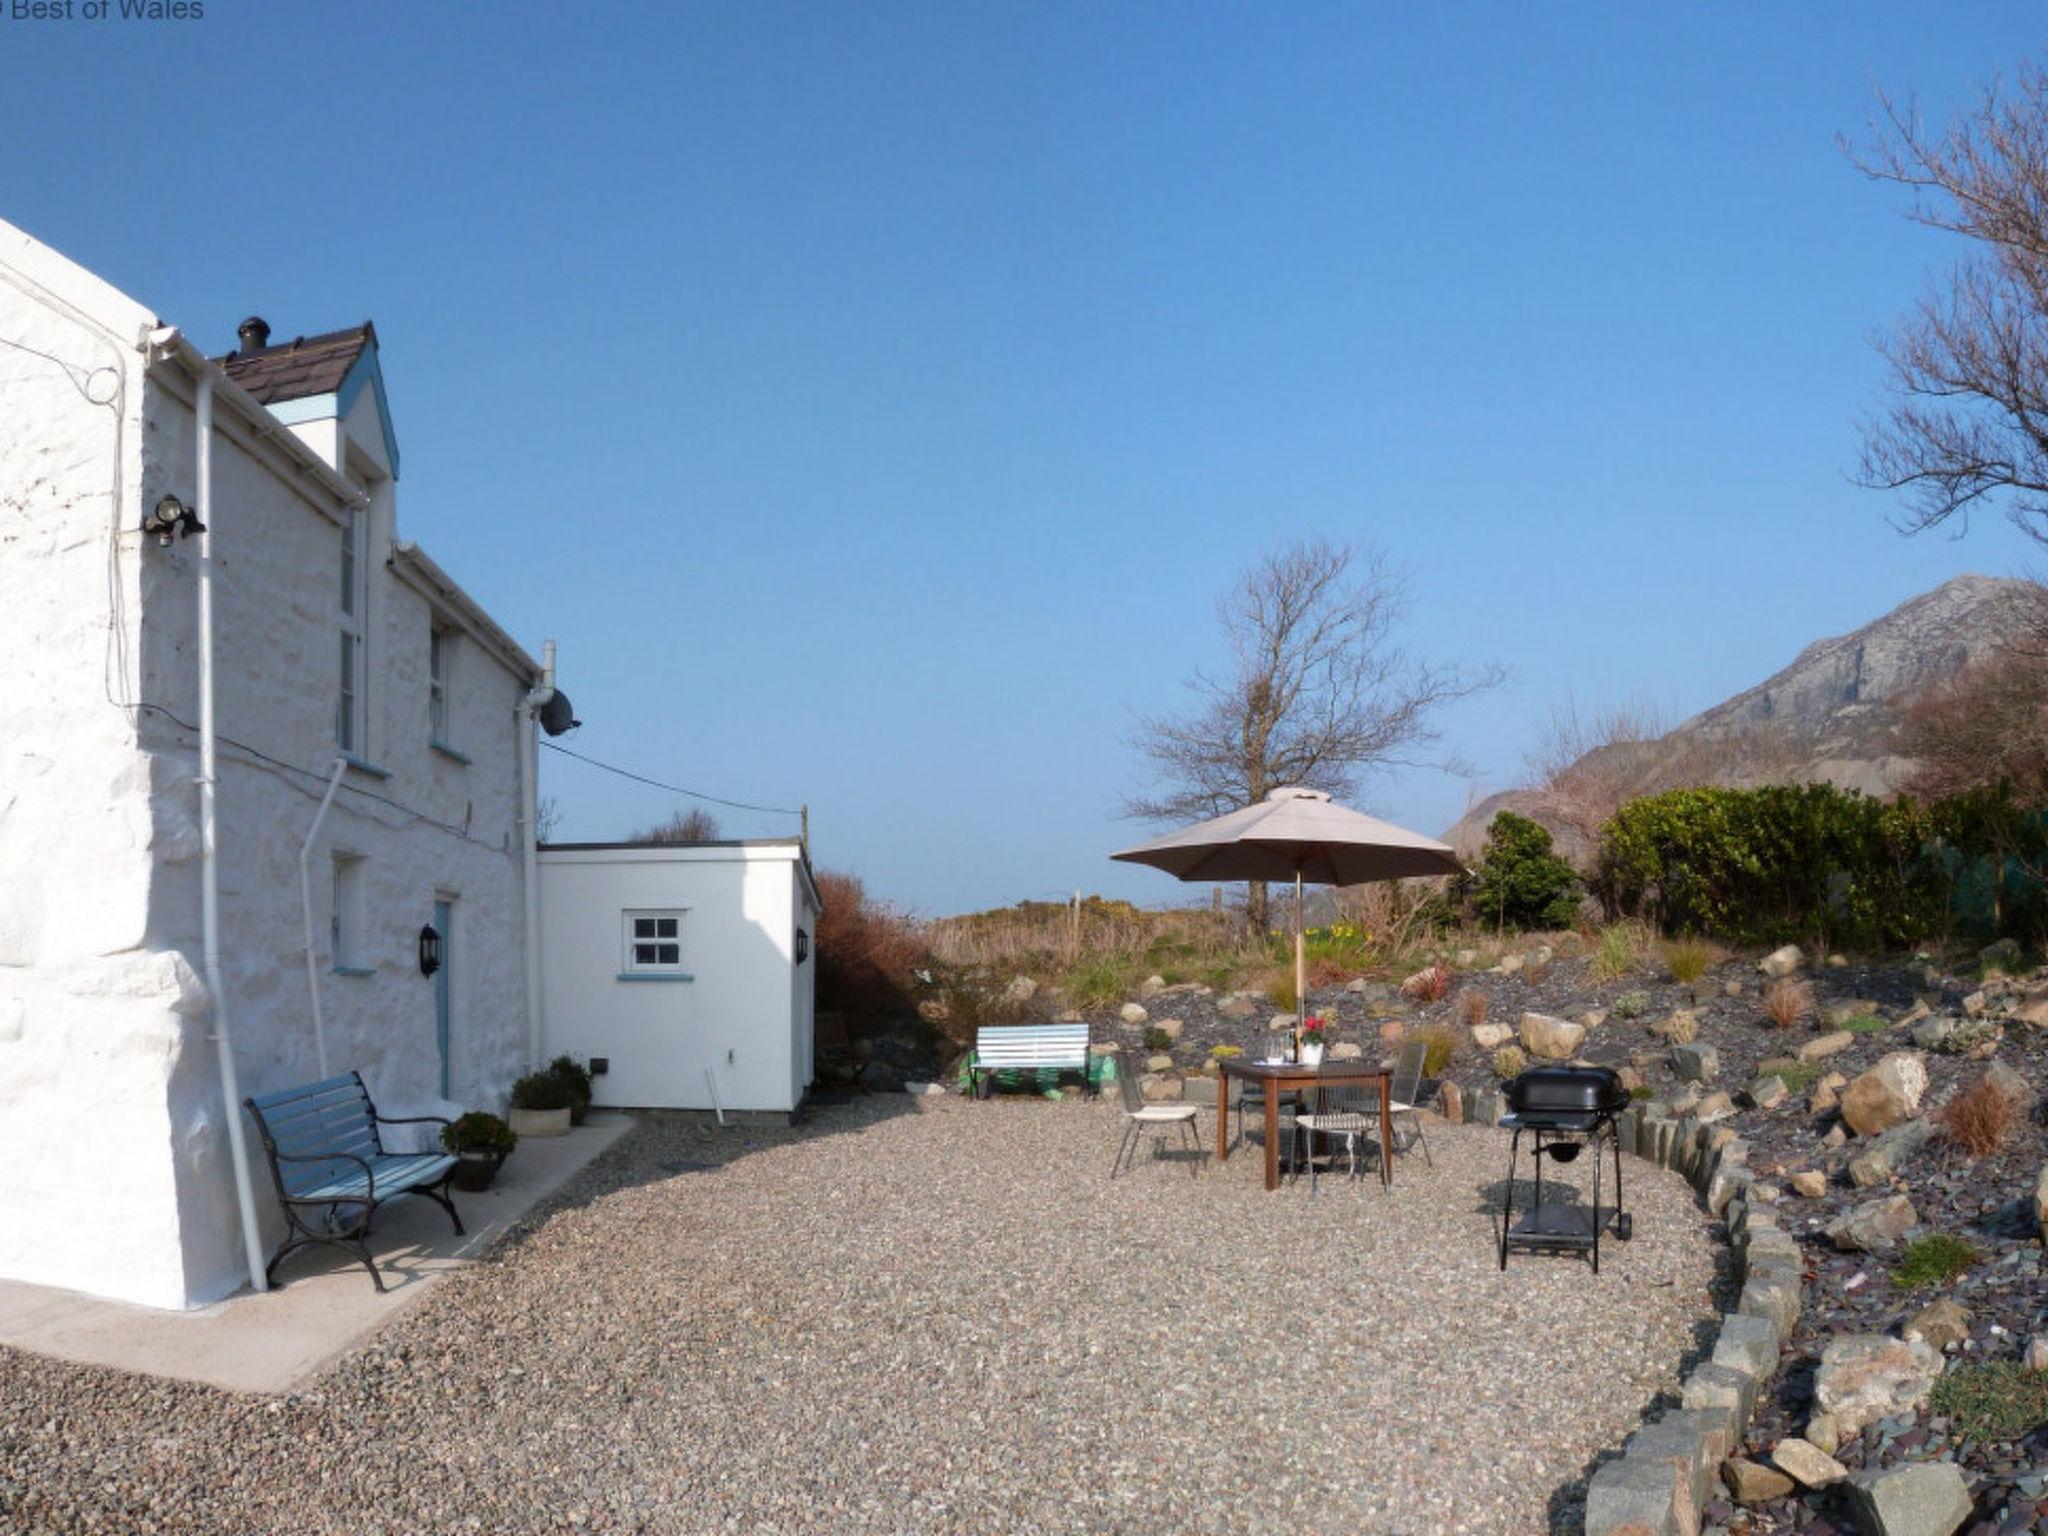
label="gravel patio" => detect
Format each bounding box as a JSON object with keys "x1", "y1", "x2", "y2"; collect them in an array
[{"x1": 0, "y1": 1096, "x2": 1724, "y2": 1535}]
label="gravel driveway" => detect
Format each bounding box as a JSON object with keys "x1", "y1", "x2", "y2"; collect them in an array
[{"x1": 0, "y1": 1097, "x2": 1723, "y2": 1535}]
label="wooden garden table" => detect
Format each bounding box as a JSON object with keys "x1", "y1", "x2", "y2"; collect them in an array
[{"x1": 1214, "y1": 1058, "x2": 1394, "y2": 1191}]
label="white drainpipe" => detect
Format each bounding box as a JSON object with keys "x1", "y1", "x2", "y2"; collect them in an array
[
  {"x1": 518, "y1": 640, "x2": 557, "y2": 1069},
  {"x1": 297, "y1": 757, "x2": 349, "y2": 1079},
  {"x1": 195, "y1": 366, "x2": 270, "y2": 1296}
]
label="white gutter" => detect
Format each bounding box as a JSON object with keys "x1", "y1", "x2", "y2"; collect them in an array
[
  {"x1": 193, "y1": 362, "x2": 269, "y2": 1296},
  {"x1": 297, "y1": 758, "x2": 349, "y2": 1078},
  {"x1": 518, "y1": 639, "x2": 558, "y2": 1069}
]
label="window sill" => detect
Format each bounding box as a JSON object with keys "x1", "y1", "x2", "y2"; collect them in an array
[
  {"x1": 341, "y1": 755, "x2": 392, "y2": 780},
  {"x1": 616, "y1": 972, "x2": 693, "y2": 983},
  {"x1": 430, "y1": 740, "x2": 471, "y2": 766},
  {"x1": 331, "y1": 965, "x2": 376, "y2": 978}
]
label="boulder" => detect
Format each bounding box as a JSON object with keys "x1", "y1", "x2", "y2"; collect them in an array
[
  {"x1": 1004, "y1": 976, "x2": 1038, "y2": 1003},
  {"x1": 2026, "y1": 1334, "x2": 2048, "y2": 1373},
  {"x1": 1903, "y1": 1297, "x2": 1970, "y2": 1352},
  {"x1": 1759, "y1": 944, "x2": 1805, "y2": 978},
  {"x1": 1520, "y1": 1012, "x2": 1586, "y2": 1061},
  {"x1": 1496, "y1": 953, "x2": 1524, "y2": 976},
  {"x1": 1327, "y1": 1041, "x2": 1364, "y2": 1061},
  {"x1": 1790, "y1": 1169, "x2": 1828, "y2": 1198},
  {"x1": 1744, "y1": 1074, "x2": 1788, "y2": 1109},
  {"x1": 1824, "y1": 999, "x2": 1882, "y2": 1028},
  {"x1": 2035, "y1": 1164, "x2": 2048, "y2": 1242},
  {"x1": 1797, "y1": 1030, "x2": 1855, "y2": 1063},
  {"x1": 1145, "y1": 1053, "x2": 1175, "y2": 1073},
  {"x1": 1826, "y1": 1193, "x2": 1919, "y2": 1253},
  {"x1": 1696, "y1": 1092, "x2": 1736, "y2": 1124},
  {"x1": 1472, "y1": 1023, "x2": 1514, "y2": 1049},
  {"x1": 1847, "y1": 1117, "x2": 1934, "y2": 1189},
  {"x1": 1771, "y1": 1437, "x2": 1847, "y2": 1489},
  {"x1": 1672, "y1": 1042, "x2": 1720, "y2": 1082},
  {"x1": 1218, "y1": 994, "x2": 1258, "y2": 1021},
  {"x1": 1839, "y1": 1053, "x2": 1928, "y2": 1137},
  {"x1": 1813, "y1": 1333, "x2": 1942, "y2": 1437},
  {"x1": 1437, "y1": 1081, "x2": 1463, "y2": 1125},
  {"x1": 1584, "y1": 1453, "x2": 1695, "y2": 1536},
  {"x1": 1268, "y1": 1013, "x2": 1297, "y2": 1032},
  {"x1": 1805, "y1": 1412, "x2": 1842, "y2": 1456},
  {"x1": 1580, "y1": 1008, "x2": 1609, "y2": 1029},
  {"x1": 1983, "y1": 1059, "x2": 2033, "y2": 1113},
  {"x1": 1154, "y1": 1017, "x2": 1184, "y2": 1041},
  {"x1": 1723, "y1": 1457, "x2": 1795, "y2": 1505},
  {"x1": 1811, "y1": 1071, "x2": 1850, "y2": 1114},
  {"x1": 1119, "y1": 1002, "x2": 1149, "y2": 1026},
  {"x1": 1137, "y1": 1073, "x2": 1182, "y2": 1102},
  {"x1": 1842, "y1": 1462, "x2": 1973, "y2": 1536},
  {"x1": 1138, "y1": 974, "x2": 1166, "y2": 998},
  {"x1": 1980, "y1": 936, "x2": 2023, "y2": 972},
  {"x1": 2009, "y1": 986, "x2": 2048, "y2": 1027}
]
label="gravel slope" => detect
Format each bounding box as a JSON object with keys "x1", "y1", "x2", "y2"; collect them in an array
[{"x1": 0, "y1": 1099, "x2": 1722, "y2": 1536}]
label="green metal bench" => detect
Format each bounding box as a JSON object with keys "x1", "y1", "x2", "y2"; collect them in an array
[{"x1": 243, "y1": 1071, "x2": 462, "y2": 1292}]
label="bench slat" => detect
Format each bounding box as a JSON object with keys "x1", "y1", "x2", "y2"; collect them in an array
[
  {"x1": 973, "y1": 1023, "x2": 1090, "y2": 1074},
  {"x1": 248, "y1": 1073, "x2": 367, "y2": 1111}
]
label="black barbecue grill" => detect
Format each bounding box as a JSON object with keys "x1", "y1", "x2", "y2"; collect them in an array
[{"x1": 1498, "y1": 1066, "x2": 1632, "y2": 1272}]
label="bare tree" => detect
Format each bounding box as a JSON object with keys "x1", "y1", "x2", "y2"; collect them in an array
[
  {"x1": 1848, "y1": 63, "x2": 2048, "y2": 541},
  {"x1": 1521, "y1": 695, "x2": 1672, "y2": 858},
  {"x1": 535, "y1": 795, "x2": 564, "y2": 843},
  {"x1": 629, "y1": 806, "x2": 722, "y2": 844},
  {"x1": 1125, "y1": 538, "x2": 1501, "y2": 929}
]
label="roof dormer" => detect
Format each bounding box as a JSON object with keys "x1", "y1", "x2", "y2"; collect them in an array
[{"x1": 216, "y1": 319, "x2": 399, "y2": 484}]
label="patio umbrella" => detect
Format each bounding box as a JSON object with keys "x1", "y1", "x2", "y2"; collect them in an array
[{"x1": 1110, "y1": 786, "x2": 1464, "y2": 1049}]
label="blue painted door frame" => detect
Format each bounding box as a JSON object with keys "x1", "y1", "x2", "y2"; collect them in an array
[{"x1": 433, "y1": 898, "x2": 453, "y2": 1099}]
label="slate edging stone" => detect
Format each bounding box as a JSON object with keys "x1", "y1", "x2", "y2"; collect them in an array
[{"x1": 1583, "y1": 1105, "x2": 1802, "y2": 1536}]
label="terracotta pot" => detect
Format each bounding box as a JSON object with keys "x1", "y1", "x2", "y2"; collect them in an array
[
  {"x1": 509, "y1": 1106, "x2": 572, "y2": 1138},
  {"x1": 451, "y1": 1152, "x2": 506, "y2": 1192}
]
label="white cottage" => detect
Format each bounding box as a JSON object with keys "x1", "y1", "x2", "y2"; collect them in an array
[
  {"x1": 536, "y1": 841, "x2": 820, "y2": 1114},
  {"x1": 0, "y1": 217, "x2": 555, "y2": 1309}
]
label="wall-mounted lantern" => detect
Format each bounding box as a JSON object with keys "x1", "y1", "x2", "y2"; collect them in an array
[
  {"x1": 794, "y1": 928, "x2": 809, "y2": 964},
  {"x1": 418, "y1": 923, "x2": 442, "y2": 977},
  {"x1": 141, "y1": 493, "x2": 205, "y2": 546}
]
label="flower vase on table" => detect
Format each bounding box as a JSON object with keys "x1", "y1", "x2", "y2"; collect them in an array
[{"x1": 1299, "y1": 1015, "x2": 1328, "y2": 1068}]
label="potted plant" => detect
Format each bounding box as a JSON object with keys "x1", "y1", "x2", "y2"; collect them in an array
[
  {"x1": 442, "y1": 1111, "x2": 517, "y2": 1191},
  {"x1": 548, "y1": 1054, "x2": 595, "y2": 1126},
  {"x1": 509, "y1": 1070, "x2": 575, "y2": 1137},
  {"x1": 1299, "y1": 1015, "x2": 1329, "y2": 1067}
]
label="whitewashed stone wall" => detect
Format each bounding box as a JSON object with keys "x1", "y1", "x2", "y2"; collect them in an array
[{"x1": 0, "y1": 224, "x2": 535, "y2": 1308}]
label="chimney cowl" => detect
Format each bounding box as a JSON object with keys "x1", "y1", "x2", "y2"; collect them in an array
[{"x1": 236, "y1": 316, "x2": 271, "y2": 353}]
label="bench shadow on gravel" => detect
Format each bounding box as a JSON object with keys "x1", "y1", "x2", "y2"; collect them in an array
[{"x1": 472, "y1": 1094, "x2": 924, "y2": 1266}]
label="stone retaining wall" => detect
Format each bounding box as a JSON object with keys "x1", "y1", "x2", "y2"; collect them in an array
[{"x1": 1467, "y1": 1089, "x2": 1798, "y2": 1536}]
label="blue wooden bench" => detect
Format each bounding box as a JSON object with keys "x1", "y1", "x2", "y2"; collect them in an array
[
  {"x1": 969, "y1": 1022, "x2": 1094, "y2": 1098},
  {"x1": 243, "y1": 1071, "x2": 463, "y2": 1292}
]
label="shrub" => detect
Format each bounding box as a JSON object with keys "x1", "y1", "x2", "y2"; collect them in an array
[
  {"x1": 1141, "y1": 1025, "x2": 1173, "y2": 1053},
  {"x1": 1466, "y1": 812, "x2": 1582, "y2": 931},
  {"x1": 1928, "y1": 1361, "x2": 2048, "y2": 1442},
  {"x1": 814, "y1": 869, "x2": 931, "y2": 1020},
  {"x1": 1264, "y1": 966, "x2": 1300, "y2": 1014},
  {"x1": 510, "y1": 1071, "x2": 575, "y2": 1112},
  {"x1": 442, "y1": 1111, "x2": 516, "y2": 1156},
  {"x1": 1418, "y1": 1025, "x2": 1456, "y2": 1076},
  {"x1": 1492, "y1": 1045, "x2": 1527, "y2": 1079},
  {"x1": 1401, "y1": 964, "x2": 1450, "y2": 1003},
  {"x1": 1841, "y1": 1013, "x2": 1889, "y2": 1034},
  {"x1": 1062, "y1": 953, "x2": 1141, "y2": 1011},
  {"x1": 1589, "y1": 924, "x2": 1640, "y2": 982},
  {"x1": 1455, "y1": 989, "x2": 1488, "y2": 1029},
  {"x1": 1662, "y1": 938, "x2": 1716, "y2": 987},
  {"x1": 1762, "y1": 977, "x2": 1813, "y2": 1030},
  {"x1": 1612, "y1": 990, "x2": 1650, "y2": 1020},
  {"x1": 547, "y1": 1054, "x2": 594, "y2": 1105},
  {"x1": 1937, "y1": 1072, "x2": 2017, "y2": 1157},
  {"x1": 1893, "y1": 1234, "x2": 1980, "y2": 1289},
  {"x1": 1758, "y1": 1057, "x2": 1824, "y2": 1094},
  {"x1": 1661, "y1": 1011, "x2": 1699, "y2": 1045}
]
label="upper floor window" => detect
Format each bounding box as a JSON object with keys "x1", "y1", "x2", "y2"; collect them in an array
[
  {"x1": 428, "y1": 627, "x2": 451, "y2": 747},
  {"x1": 336, "y1": 510, "x2": 365, "y2": 753}
]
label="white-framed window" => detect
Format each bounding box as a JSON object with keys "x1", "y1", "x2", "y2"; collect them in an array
[
  {"x1": 336, "y1": 509, "x2": 364, "y2": 754},
  {"x1": 623, "y1": 910, "x2": 685, "y2": 972},
  {"x1": 428, "y1": 625, "x2": 452, "y2": 747},
  {"x1": 332, "y1": 854, "x2": 366, "y2": 971}
]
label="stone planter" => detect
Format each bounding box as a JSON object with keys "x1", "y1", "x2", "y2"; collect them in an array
[
  {"x1": 451, "y1": 1151, "x2": 507, "y2": 1192},
  {"x1": 509, "y1": 1106, "x2": 571, "y2": 1138}
]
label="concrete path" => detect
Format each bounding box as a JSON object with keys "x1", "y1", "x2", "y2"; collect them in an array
[{"x1": 0, "y1": 1113, "x2": 632, "y2": 1394}]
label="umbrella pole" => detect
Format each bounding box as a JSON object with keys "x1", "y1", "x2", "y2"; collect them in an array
[{"x1": 1295, "y1": 869, "x2": 1306, "y2": 1055}]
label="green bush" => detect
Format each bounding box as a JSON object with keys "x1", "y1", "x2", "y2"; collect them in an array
[
  {"x1": 1597, "y1": 782, "x2": 2048, "y2": 949},
  {"x1": 442, "y1": 1111, "x2": 516, "y2": 1156},
  {"x1": 1062, "y1": 954, "x2": 1140, "y2": 1011},
  {"x1": 1465, "y1": 812, "x2": 1582, "y2": 931},
  {"x1": 1928, "y1": 1361, "x2": 2048, "y2": 1441},
  {"x1": 1894, "y1": 1234, "x2": 1980, "y2": 1289},
  {"x1": 1589, "y1": 924, "x2": 1639, "y2": 981},
  {"x1": 1841, "y1": 1014, "x2": 1888, "y2": 1034},
  {"x1": 1141, "y1": 1025, "x2": 1173, "y2": 1053},
  {"x1": 510, "y1": 1071, "x2": 576, "y2": 1112},
  {"x1": 1612, "y1": 990, "x2": 1650, "y2": 1020},
  {"x1": 547, "y1": 1054, "x2": 594, "y2": 1105}
]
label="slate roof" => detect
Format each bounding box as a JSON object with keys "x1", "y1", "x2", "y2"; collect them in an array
[{"x1": 216, "y1": 323, "x2": 376, "y2": 405}]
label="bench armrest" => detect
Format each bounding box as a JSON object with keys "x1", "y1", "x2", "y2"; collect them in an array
[{"x1": 272, "y1": 1148, "x2": 375, "y2": 1203}]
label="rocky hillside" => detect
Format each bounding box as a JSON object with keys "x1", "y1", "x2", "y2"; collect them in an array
[{"x1": 1448, "y1": 574, "x2": 2042, "y2": 859}]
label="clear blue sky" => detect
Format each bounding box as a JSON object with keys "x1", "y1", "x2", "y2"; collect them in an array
[{"x1": 6, "y1": 3, "x2": 2044, "y2": 913}]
